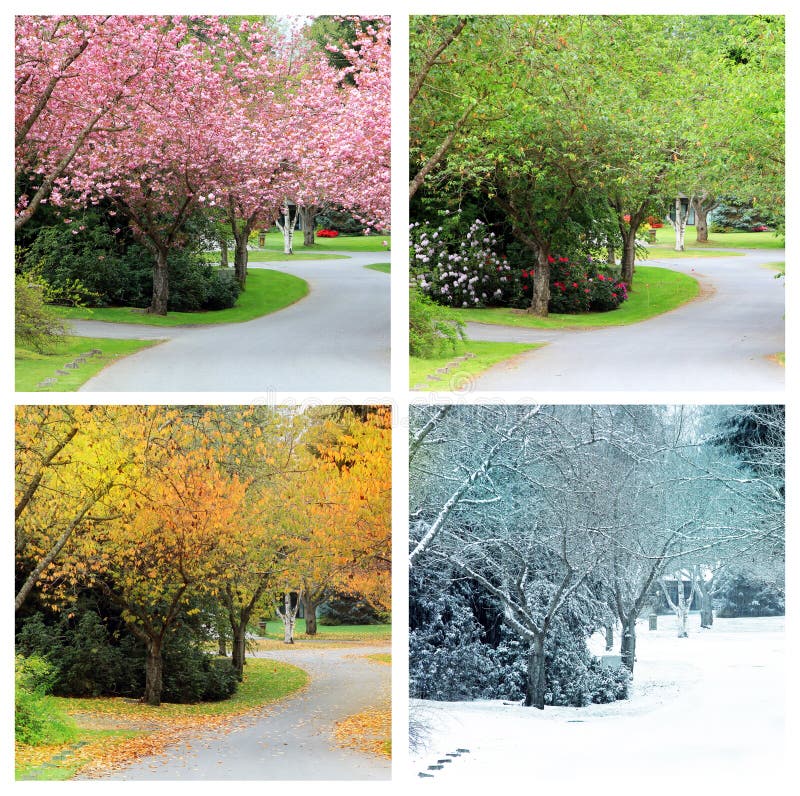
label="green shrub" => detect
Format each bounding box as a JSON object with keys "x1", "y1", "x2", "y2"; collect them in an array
[
  {"x1": 409, "y1": 286, "x2": 465, "y2": 358},
  {"x1": 17, "y1": 610, "x2": 238, "y2": 704},
  {"x1": 20, "y1": 215, "x2": 240, "y2": 312},
  {"x1": 14, "y1": 275, "x2": 67, "y2": 352},
  {"x1": 15, "y1": 654, "x2": 75, "y2": 745}
]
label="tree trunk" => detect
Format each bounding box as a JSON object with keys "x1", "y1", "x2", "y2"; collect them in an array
[
  {"x1": 278, "y1": 591, "x2": 298, "y2": 644},
  {"x1": 233, "y1": 238, "x2": 248, "y2": 290},
  {"x1": 620, "y1": 231, "x2": 637, "y2": 287},
  {"x1": 605, "y1": 625, "x2": 614, "y2": 652},
  {"x1": 149, "y1": 247, "x2": 170, "y2": 315},
  {"x1": 219, "y1": 235, "x2": 229, "y2": 267},
  {"x1": 673, "y1": 197, "x2": 687, "y2": 251},
  {"x1": 231, "y1": 624, "x2": 247, "y2": 679},
  {"x1": 277, "y1": 204, "x2": 297, "y2": 254},
  {"x1": 302, "y1": 594, "x2": 320, "y2": 636},
  {"x1": 606, "y1": 242, "x2": 616, "y2": 264},
  {"x1": 300, "y1": 206, "x2": 317, "y2": 246},
  {"x1": 700, "y1": 589, "x2": 714, "y2": 629},
  {"x1": 691, "y1": 195, "x2": 716, "y2": 243},
  {"x1": 524, "y1": 635, "x2": 546, "y2": 709},
  {"x1": 620, "y1": 616, "x2": 637, "y2": 672},
  {"x1": 527, "y1": 249, "x2": 550, "y2": 317},
  {"x1": 143, "y1": 636, "x2": 164, "y2": 706},
  {"x1": 218, "y1": 634, "x2": 227, "y2": 657}
]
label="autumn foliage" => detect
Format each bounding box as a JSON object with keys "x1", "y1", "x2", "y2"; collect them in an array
[{"x1": 15, "y1": 405, "x2": 391, "y2": 706}]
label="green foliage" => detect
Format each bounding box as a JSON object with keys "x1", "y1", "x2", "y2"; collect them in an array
[
  {"x1": 15, "y1": 654, "x2": 75, "y2": 745},
  {"x1": 17, "y1": 609, "x2": 238, "y2": 704},
  {"x1": 20, "y1": 212, "x2": 240, "y2": 312},
  {"x1": 409, "y1": 286, "x2": 466, "y2": 358},
  {"x1": 318, "y1": 592, "x2": 391, "y2": 626},
  {"x1": 14, "y1": 275, "x2": 67, "y2": 352}
]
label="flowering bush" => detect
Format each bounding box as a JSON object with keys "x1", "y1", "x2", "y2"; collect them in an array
[
  {"x1": 316, "y1": 229, "x2": 339, "y2": 238},
  {"x1": 646, "y1": 215, "x2": 664, "y2": 228},
  {"x1": 410, "y1": 218, "x2": 512, "y2": 308},
  {"x1": 519, "y1": 256, "x2": 629, "y2": 313}
]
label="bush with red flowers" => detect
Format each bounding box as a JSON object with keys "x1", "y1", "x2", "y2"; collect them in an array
[
  {"x1": 316, "y1": 229, "x2": 339, "y2": 238},
  {"x1": 518, "y1": 256, "x2": 629, "y2": 313}
]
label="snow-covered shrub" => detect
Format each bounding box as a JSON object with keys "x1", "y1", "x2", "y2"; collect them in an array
[
  {"x1": 409, "y1": 568, "x2": 629, "y2": 706},
  {"x1": 410, "y1": 218, "x2": 512, "y2": 308},
  {"x1": 714, "y1": 571, "x2": 785, "y2": 618}
]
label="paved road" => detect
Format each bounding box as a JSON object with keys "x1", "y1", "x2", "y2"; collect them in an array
[
  {"x1": 467, "y1": 249, "x2": 784, "y2": 392},
  {"x1": 101, "y1": 645, "x2": 391, "y2": 781},
  {"x1": 73, "y1": 252, "x2": 390, "y2": 392}
]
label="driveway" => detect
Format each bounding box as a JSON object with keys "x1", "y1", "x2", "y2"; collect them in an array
[
  {"x1": 100, "y1": 644, "x2": 391, "y2": 780},
  {"x1": 467, "y1": 249, "x2": 784, "y2": 392},
  {"x1": 72, "y1": 251, "x2": 390, "y2": 392}
]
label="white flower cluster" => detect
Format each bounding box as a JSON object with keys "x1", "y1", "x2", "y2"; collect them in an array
[{"x1": 410, "y1": 218, "x2": 511, "y2": 308}]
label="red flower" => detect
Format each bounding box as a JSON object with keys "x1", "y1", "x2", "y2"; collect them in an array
[
  {"x1": 572, "y1": 282, "x2": 578, "y2": 288},
  {"x1": 559, "y1": 257, "x2": 569, "y2": 263},
  {"x1": 547, "y1": 255, "x2": 556, "y2": 264},
  {"x1": 521, "y1": 270, "x2": 528, "y2": 278}
]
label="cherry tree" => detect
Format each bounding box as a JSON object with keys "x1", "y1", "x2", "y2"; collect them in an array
[{"x1": 15, "y1": 16, "x2": 187, "y2": 230}]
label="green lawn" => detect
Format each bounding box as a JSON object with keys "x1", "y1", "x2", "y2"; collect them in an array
[
  {"x1": 365, "y1": 262, "x2": 390, "y2": 273},
  {"x1": 202, "y1": 249, "x2": 346, "y2": 263},
  {"x1": 764, "y1": 261, "x2": 785, "y2": 275},
  {"x1": 16, "y1": 336, "x2": 159, "y2": 392},
  {"x1": 452, "y1": 266, "x2": 699, "y2": 330},
  {"x1": 258, "y1": 621, "x2": 391, "y2": 642},
  {"x1": 256, "y1": 230, "x2": 391, "y2": 253},
  {"x1": 51, "y1": 268, "x2": 308, "y2": 327},
  {"x1": 639, "y1": 248, "x2": 742, "y2": 260},
  {"x1": 411, "y1": 341, "x2": 543, "y2": 390},
  {"x1": 647, "y1": 226, "x2": 784, "y2": 250}
]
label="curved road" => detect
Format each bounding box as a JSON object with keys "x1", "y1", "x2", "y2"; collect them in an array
[
  {"x1": 467, "y1": 249, "x2": 784, "y2": 392},
  {"x1": 73, "y1": 251, "x2": 390, "y2": 392},
  {"x1": 101, "y1": 644, "x2": 391, "y2": 780}
]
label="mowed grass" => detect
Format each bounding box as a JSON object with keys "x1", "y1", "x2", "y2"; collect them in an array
[
  {"x1": 15, "y1": 336, "x2": 158, "y2": 392},
  {"x1": 364, "y1": 262, "x2": 390, "y2": 273},
  {"x1": 16, "y1": 658, "x2": 307, "y2": 780},
  {"x1": 16, "y1": 727, "x2": 143, "y2": 781},
  {"x1": 648, "y1": 226, "x2": 784, "y2": 250},
  {"x1": 202, "y1": 249, "x2": 346, "y2": 263},
  {"x1": 411, "y1": 341, "x2": 543, "y2": 390},
  {"x1": 764, "y1": 261, "x2": 785, "y2": 275},
  {"x1": 257, "y1": 621, "x2": 391, "y2": 643},
  {"x1": 452, "y1": 266, "x2": 699, "y2": 330},
  {"x1": 639, "y1": 248, "x2": 742, "y2": 260},
  {"x1": 51, "y1": 268, "x2": 308, "y2": 327},
  {"x1": 257, "y1": 230, "x2": 391, "y2": 253}
]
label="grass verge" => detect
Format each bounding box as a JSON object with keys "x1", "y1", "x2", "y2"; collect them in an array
[
  {"x1": 256, "y1": 230, "x2": 391, "y2": 253},
  {"x1": 763, "y1": 261, "x2": 785, "y2": 275},
  {"x1": 648, "y1": 227, "x2": 784, "y2": 250},
  {"x1": 365, "y1": 262, "x2": 390, "y2": 273},
  {"x1": 411, "y1": 341, "x2": 543, "y2": 390},
  {"x1": 16, "y1": 337, "x2": 159, "y2": 392},
  {"x1": 452, "y1": 266, "x2": 699, "y2": 330},
  {"x1": 366, "y1": 653, "x2": 391, "y2": 665},
  {"x1": 51, "y1": 269, "x2": 308, "y2": 327},
  {"x1": 202, "y1": 250, "x2": 346, "y2": 263},
  {"x1": 256, "y1": 621, "x2": 391, "y2": 644},
  {"x1": 639, "y1": 248, "x2": 742, "y2": 260},
  {"x1": 16, "y1": 658, "x2": 307, "y2": 780}
]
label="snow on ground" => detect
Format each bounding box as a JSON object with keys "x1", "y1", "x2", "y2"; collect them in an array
[{"x1": 410, "y1": 615, "x2": 785, "y2": 790}]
